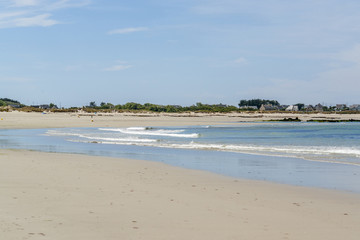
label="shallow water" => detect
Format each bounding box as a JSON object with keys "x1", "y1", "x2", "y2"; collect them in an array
[{"x1": 1, "y1": 122, "x2": 360, "y2": 193}]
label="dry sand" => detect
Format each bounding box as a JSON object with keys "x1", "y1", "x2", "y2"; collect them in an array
[{"x1": 0, "y1": 111, "x2": 360, "y2": 239}]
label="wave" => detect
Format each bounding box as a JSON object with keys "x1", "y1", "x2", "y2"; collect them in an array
[
  {"x1": 84, "y1": 136, "x2": 156, "y2": 143},
  {"x1": 45, "y1": 126, "x2": 360, "y2": 166},
  {"x1": 148, "y1": 142, "x2": 360, "y2": 158},
  {"x1": 47, "y1": 129, "x2": 360, "y2": 158},
  {"x1": 70, "y1": 137, "x2": 157, "y2": 143},
  {"x1": 45, "y1": 130, "x2": 89, "y2": 138},
  {"x1": 66, "y1": 135, "x2": 360, "y2": 159},
  {"x1": 98, "y1": 127, "x2": 200, "y2": 138},
  {"x1": 45, "y1": 130, "x2": 157, "y2": 143}
]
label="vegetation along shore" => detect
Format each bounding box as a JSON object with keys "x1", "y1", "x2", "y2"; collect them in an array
[{"x1": 1, "y1": 98, "x2": 360, "y2": 114}]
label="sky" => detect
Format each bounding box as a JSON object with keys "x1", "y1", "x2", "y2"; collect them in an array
[{"x1": 1, "y1": 0, "x2": 360, "y2": 107}]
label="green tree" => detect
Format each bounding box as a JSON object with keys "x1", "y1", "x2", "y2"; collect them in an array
[
  {"x1": 123, "y1": 102, "x2": 144, "y2": 110},
  {"x1": 89, "y1": 101, "x2": 97, "y2": 108},
  {"x1": 49, "y1": 103, "x2": 57, "y2": 109},
  {"x1": 239, "y1": 99, "x2": 280, "y2": 109},
  {"x1": 295, "y1": 103, "x2": 305, "y2": 110}
]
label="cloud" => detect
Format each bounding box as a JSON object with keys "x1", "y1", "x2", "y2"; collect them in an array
[
  {"x1": 241, "y1": 44, "x2": 360, "y2": 105},
  {"x1": 191, "y1": 0, "x2": 360, "y2": 49},
  {"x1": 314, "y1": 44, "x2": 360, "y2": 97},
  {"x1": 43, "y1": 0, "x2": 92, "y2": 11},
  {"x1": 234, "y1": 57, "x2": 248, "y2": 64},
  {"x1": 108, "y1": 27, "x2": 148, "y2": 35},
  {"x1": 103, "y1": 64, "x2": 133, "y2": 71},
  {"x1": 12, "y1": 13, "x2": 57, "y2": 27},
  {"x1": 0, "y1": 11, "x2": 26, "y2": 20},
  {"x1": 0, "y1": 12, "x2": 58, "y2": 28},
  {"x1": 0, "y1": 0, "x2": 91, "y2": 28},
  {"x1": 12, "y1": 0, "x2": 40, "y2": 7}
]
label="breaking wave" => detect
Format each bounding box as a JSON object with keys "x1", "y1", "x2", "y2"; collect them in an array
[
  {"x1": 45, "y1": 124, "x2": 360, "y2": 166},
  {"x1": 99, "y1": 127, "x2": 200, "y2": 138}
]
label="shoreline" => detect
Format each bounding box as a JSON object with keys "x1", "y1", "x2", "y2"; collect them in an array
[
  {"x1": 1, "y1": 149, "x2": 360, "y2": 239},
  {"x1": 1, "y1": 111, "x2": 360, "y2": 239},
  {"x1": 3, "y1": 127, "x2": 360, "y2": 193},
  {"x1": 1, "y1": 111, "x2": 360, "y2": 129}
]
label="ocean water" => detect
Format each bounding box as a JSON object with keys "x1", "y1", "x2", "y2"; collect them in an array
[{"x1": 1, "y1": 122, "x2": 360, "y2": 192}]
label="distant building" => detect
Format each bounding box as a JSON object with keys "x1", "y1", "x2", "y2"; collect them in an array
[
  {"x1": 239, "y1": 106, "x2": 258, "y2": 110},
  {"x1": 285, "y1": 105, "x2": 299, "y2": 111},
  {"x1": 40, "y1": 104, "x2": 50, "y2": 109},
  {"x1": 9, "y1": 104, "x2": 21, "y2": 108},
  {"x1": 304, "y1": 105, "x2": 315, "y2": 112},
  {"x1": 260, "y1": 104, "x2": 278, "y2": 111},
  {"x1": 31, "y1": 104, "x2": 53, "y2": 110},
  {"x1": 349, "y1": 104, "x2": 360, "y2": 111},
  {"x1": 315, "y1": 104, "x2": 324, "y2": 112},
  {"x1": 335, "y1": 104, "x2": 347, "y2": 111}
]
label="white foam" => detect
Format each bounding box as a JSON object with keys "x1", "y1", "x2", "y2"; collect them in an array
[
  {"x1": 45, "y1": 130, "x2": 89, "y2": 139},
  {"x1": 99, "y1": 127, "x2": 199, "y2": 138},
  {"x1": 46, "y1": 126, "x2": 360, "y2": 167},
  {"x1": 46, "y1": 129, "x2": 360, "y2": 157},
  {"x1": 85, "y1": 136, "x2": 156, "y2": 143},
  {"x1": 175, "y1": 143, "x2": 360, "y2": 158},
  {"x1": 46, "y1": 129, "x2": 157, "y2": 143},
  {"x1": 125, "y1": 127, "x2": 148, "y2": 131}
]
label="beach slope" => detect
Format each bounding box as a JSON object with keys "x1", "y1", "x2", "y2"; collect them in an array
[{"x1": 1, "y1": 149, "x2": 359, "y2": 240}]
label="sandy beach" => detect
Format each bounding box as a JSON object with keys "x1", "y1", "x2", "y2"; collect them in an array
[
  {"x1": 1, "y1": 111, "x2": 360, "y2": 239},
  {"x1": 1, "y1": 111, "x2": 360, "y2": 129}
]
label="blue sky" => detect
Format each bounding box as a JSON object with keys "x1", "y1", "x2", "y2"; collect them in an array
[{"x1": 1, "y1": 0, "x2": 360, "y2": 107}]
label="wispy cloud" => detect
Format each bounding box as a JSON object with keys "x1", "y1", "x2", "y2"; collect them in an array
[
  {"x1": 11, "y1": 13, "x2": 57, "y2": 27},
  {"x1": 234, "y1": 57, "x2": 248, "y2": 64},
  {"x1": 108, "y1": 27, "x2": 148, "y2": 35},
  {"x1": 12, "y1": 0, "x2": 40, "y2": 7},
  {"x1": 243, "y1": 44, "x2": 360, "y2": 104},
  {"x1": 0, "y1": 11, "x2": 26, "y2": 20},
  {"x1": 43, "y1": 0, "x2": 92, "y2": 11},
  {"x1": 190, "y1": 0, "x2": 360, "y2": 46},
  {"x1": 103, "y1": 64, "x2": 133, "y2": 71},
  {"x1": 0, "y1": 0, "x2": 91, "y2": 28}
]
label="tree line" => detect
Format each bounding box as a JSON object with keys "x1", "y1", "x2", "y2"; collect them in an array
[
  {"x1": 2, "y1": 97, "x2": 357, "y2": 113},
  {"x1": 0, "y1": 98, "x2": 22, "y2": 107},
  {"x1": 85, "y1": 102, "x2": 238, "y2": 113},
  {"x1": 238, "y1": 99, "x2": 280, "y2": 108}
]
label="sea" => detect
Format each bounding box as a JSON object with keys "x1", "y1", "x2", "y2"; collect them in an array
[{"x1": 1, "y1": 122, "x2": 360, "y2": 193}]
